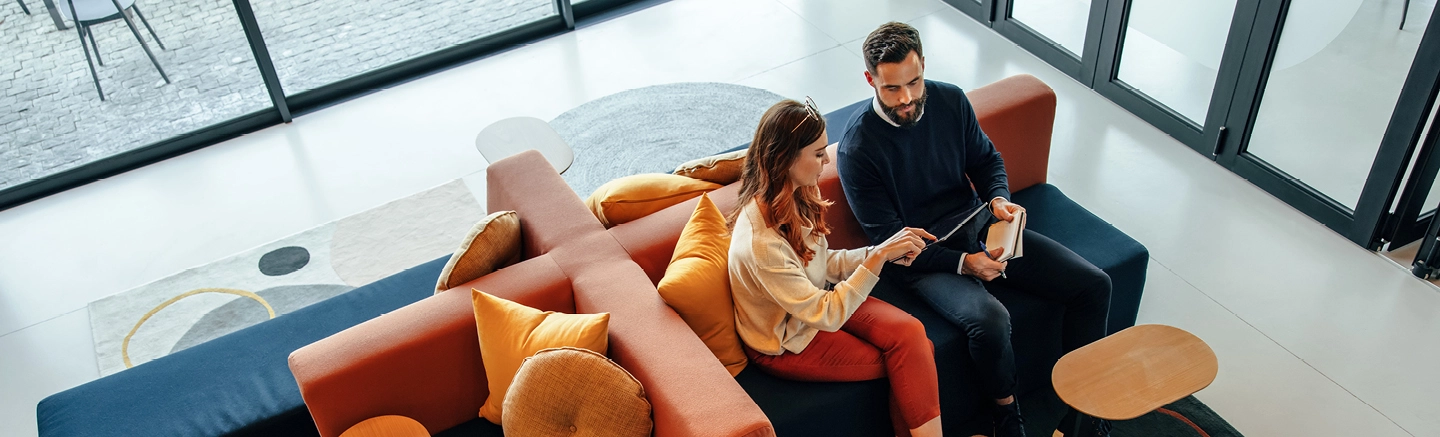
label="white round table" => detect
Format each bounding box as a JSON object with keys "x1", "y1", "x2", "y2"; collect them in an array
[{"x1": 475, "y1": 116, "x2": 574, "y2": 174}]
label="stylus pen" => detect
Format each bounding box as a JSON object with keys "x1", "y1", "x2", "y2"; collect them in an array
[{"x1": 980, "y1": 240, "x2": 1006, "y2": 279}]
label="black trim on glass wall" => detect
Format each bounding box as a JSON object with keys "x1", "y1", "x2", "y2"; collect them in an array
[
  {"x1": 0, "y1": 0, "x2": 658, "y2": 213},
  {"x1": 232, "y1": 0, "x2": 289, "y2": 122},
  {"x1": 0, "y1": 110, "x2": 281, "y2": 212},
  {"x1": 939, "y1": 0, "x2": 993, "y2": 24},
  {"x1": 285, "y1": 18, "x2": 568, "y2": 117},
  {"x1": 1090, "y1": 0, "x2": 1259, "y2": 156},
  {"x1": 1388, "y1": 97, "x2": 1440, "y2": 248},
  {"x1": 990, "y1": 0, "x2": 1106, "y2": 84},
  {"x1": 1216, "y1": 0, "x2": 1440, "y2": 249}
]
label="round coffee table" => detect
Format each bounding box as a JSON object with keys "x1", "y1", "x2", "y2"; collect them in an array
[
  {"x1": 339, "y1": 415, "x2": 430, "y2": 437},
  {"x1": 1051, "y1": 324, "x2": 1218, "y2": 436},
  {"x1": 475, "y1": 116, "x2": 574, "y2": 174}
]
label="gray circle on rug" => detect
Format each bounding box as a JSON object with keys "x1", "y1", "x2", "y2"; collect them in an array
[
  {"x1": 169, "y1": 284, "x2": 354, "y2": 354},
  {"x1": 549, "y1": 82, "x2": 784, "y2": 196},
  {"x1": 258, "y1": 246, "x2": 310, "y2": 276}
]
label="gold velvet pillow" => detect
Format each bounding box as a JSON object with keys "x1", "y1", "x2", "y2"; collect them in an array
[
  {"x1": 503, "y1": 347, "x2": 652, "y2": 437},
  {"x1": 673, "y1": 149, "x2": 746, "y2": 185},
  {"x1": 584, "y1": 174, "x2": 721, "y2": 228},
  {"x1": 473, "y1": 289, "x2": 610, "y2": 424},
  {"x1": 435, "y1": 211, "x2": 522, "y2": 294},
  {"x1": 655, "y1": 194, "x2": 747, "y2": 376}
]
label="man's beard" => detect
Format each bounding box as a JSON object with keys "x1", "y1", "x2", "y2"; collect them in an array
[{"x1": 880, "y1": 92, "x2": 927, "y2": 127}]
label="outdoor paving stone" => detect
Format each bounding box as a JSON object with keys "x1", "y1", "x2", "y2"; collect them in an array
[{"x1": 2, "y1": 0, "x2": 553, "y2": 191}]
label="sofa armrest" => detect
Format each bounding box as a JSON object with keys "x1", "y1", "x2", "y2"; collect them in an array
[
  {"x1": 968, "y1": 74, "x2": 1056, "y2": 193},
  {"x1": 487, "y1": 150, "x2": 608, "y2": 258},
  {"x1": 551, "y1": 246, "x2": 775, "y2": 437},
  {"x1": 290, "y1": 255, "x2": 574, "y2": 437}
]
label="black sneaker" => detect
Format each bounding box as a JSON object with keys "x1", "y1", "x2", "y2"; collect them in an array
[
  {"x1": 993, "y1": 400, "x2": 1027, "y2": 437},
  {"x1": 1058, "y1": 414, "x2": 1112, "y2": 437},
  {"x1": 1081, "y1": 418, "x2": 1112, "y2": 437}
]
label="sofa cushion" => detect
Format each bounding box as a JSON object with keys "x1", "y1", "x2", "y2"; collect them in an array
[
  {"x1": 1011, "y1": 184, "x2": 1149, "y2": 334},
  {"x1": 673, "y1": 149, "x2": 746, "y2": 185},
  {"x1": 502, "y1": 347, "x2": 652, "y2": 437},
  {"x1": 36, "y1": 255, "x2": 451, "y2": 437},
  {"x1": 436, "y1": 210, "x2": 522, "y2": 293},
  {"x1": 473, "y1": 290, "x2": 610, "y2": 424},
  {"x1": 656, "y1": 194, "x2": 748, "y2": 376},
  {"x1": 585, "y1": 174, "x2": 722, "y2": 228},
  {"x1": 733, "y1": 366, "x2": 890, "y2": 437}
]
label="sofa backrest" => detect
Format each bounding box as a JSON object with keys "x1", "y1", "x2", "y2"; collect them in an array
[
  {"x1": 289, "y1": 253, "x2": 576, "y2": 437},
  {"x1": 293, "y1": 151, "x2": 773, "y2": 437},
  {"x1": 819, "y1": 74, "x2": 1056, "y2": 250}
]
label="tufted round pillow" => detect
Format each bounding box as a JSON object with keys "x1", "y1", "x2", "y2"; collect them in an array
[{"x1": 502, "y1": 347, "x2": 652, "y2": 437}]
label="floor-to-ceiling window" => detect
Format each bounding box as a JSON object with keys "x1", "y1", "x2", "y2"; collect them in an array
[
  {"x1": 961, "y1": 0, "x2": 1440, "y2": 251},
  {"x1": 2, "y1": 0, "x2": 631, "y2": 211}
]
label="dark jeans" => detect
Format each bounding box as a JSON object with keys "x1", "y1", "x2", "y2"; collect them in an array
[{"x1": 884, "y1": 229, "x2": 1112, "y2": 399}]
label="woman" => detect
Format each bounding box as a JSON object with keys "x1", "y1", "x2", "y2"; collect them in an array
[{"x1": 728, "y1": 98, "x2": 943, "y2": 437}]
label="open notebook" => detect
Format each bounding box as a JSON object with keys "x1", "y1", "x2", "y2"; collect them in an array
[{"x1": 985, "y1": 210, "x2": 1026, "y2": 262}]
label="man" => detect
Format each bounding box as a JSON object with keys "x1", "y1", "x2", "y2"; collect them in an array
[{"x1": 837, "y1": 22, "x2": 1113, "y2": 437}]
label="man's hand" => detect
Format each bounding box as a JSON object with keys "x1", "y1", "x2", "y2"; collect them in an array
[
  {"x1": 990, "y1": 197, "x2": 1025, "y2": 223},
  {"x1": 962, "y1": 248, "x2": 1007, "y2": 281}
]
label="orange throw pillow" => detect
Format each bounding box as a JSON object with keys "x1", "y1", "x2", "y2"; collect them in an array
[
  {"x1": 585, "y1": 174, "x2": 721, "y2": 227},
  {"x1": 473, "y1": 289, "x2": 609, "y2": 424},
  {"x1": 656, "y1": 194, "x2": 747, "y2": 376}
]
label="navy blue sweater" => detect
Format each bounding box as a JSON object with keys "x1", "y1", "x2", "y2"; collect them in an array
[{"x1": 837, "y1": 80, "x2": 1010, "y2": 274}]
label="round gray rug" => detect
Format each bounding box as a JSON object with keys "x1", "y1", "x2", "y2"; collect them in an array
[{"x1": 549, "y1": 82, "x2": 785, "y2": 196}]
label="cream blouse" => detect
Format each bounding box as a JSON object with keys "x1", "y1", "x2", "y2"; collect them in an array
[{"x1": 729, "y1": 199, "x2": 879, "y2": 355}]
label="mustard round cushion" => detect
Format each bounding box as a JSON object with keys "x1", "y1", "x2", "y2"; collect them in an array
[
  {"x1": 340, "y1": 415, "x2": 429, "y2": 437},
  {"x1": 501, "y1": 347, "x2": 652, "y2": 437}
]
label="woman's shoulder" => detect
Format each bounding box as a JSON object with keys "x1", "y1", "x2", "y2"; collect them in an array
[{"x1": 731, "y1": 202, "x2": 800, "y2": 270}]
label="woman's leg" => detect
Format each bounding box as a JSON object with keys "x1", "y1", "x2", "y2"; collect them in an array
[
  {"x1": 840, "y1": 296, "x2": 943, "y2": 437},
  {"x1": 744, "y1": 299, "x2": 941, "y2": 436}
]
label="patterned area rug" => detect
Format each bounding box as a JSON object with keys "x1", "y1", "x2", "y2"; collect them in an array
[
  {"x1": 87, "y1": 82, "x2": 784, "y2": 375},
  {"x1": 88, "y1": 179, "x2": 488, "y2": 375}
]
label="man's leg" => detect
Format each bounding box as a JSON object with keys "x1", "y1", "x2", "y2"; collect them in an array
[
  {"x1": 993, "y1": 229, "x2": 1112, "y2": 352},
  {"x1": 992, "y1": 230, "x2": 1113, "y2": 436},
  {"x1": 901, "y1": 271, "x2": 1018, "y2": 402}
]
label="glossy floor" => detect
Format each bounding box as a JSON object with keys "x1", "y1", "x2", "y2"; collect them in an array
[{"x1": 1, "y1": 0, "x2": 1436, "y2": 435}]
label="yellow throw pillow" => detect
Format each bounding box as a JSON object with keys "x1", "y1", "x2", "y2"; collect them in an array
[
  {"x1": 673, "y1": 150, "x2": 746, "y2": 185},
  {"x1": 655, "y1": 194, "x2": 747, "y2": 376},
  {"x1": 473, "y1": 289, "x2": 610, "y2": 424},
  {"x1": 435, "y1": 211, "x2": 523, "y2": 294},
  {"x1": 585, "y1": 174, "x2": 722, "y2": 228},
  {"x1": 503, "y1": 347, "x2": 652, "y2": 437}
]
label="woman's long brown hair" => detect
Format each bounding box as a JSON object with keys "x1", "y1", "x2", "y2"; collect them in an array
[{"x1": 729, "y1": 99, "x2": 832, "y2": 265}]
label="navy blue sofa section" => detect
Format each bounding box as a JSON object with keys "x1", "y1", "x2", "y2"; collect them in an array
[
  {"x1": 724, "y1": 100, "x2": 1149, "y2": 436},
  {"x1": 36, "y1": 256, "x2": 453, "y2": 437}
]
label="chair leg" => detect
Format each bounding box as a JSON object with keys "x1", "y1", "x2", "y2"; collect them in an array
[
  {"x1": 1401, "y1": 0, "x2": 1411, "y2": 30},
  {"x1": 110, "y1": 0, "x2": 168, "y2": 83},
  {"x1": 131, "y1": 5, "x2": 163, "y2": 50},
  {"x1": 68, "y1": 0, "x2": 104, "y2": 100},
  {"x1": 86, "y1": 26, "x2": 104, "y2": 66},
  {"x1": 16, "y1": 0, "x2": 31, "y2": 15}
]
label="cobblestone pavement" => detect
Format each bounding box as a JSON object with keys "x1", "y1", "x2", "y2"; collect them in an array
[{"x1": 0, "y1": 0, "x2": 552, "y2": 190}]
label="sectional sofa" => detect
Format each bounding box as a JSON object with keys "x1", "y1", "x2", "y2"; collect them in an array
[{"x1": 37, "y1": 74, "x2": 1147, "y2": 437}]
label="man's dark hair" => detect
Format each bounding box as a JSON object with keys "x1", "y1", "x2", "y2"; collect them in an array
[{"x1": 863, "y1": 22, "x2": 923, "y2": 73}]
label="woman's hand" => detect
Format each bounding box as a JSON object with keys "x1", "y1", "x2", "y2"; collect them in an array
[{"x1": 863, "y1": 227, "x2": 935, "y2": 273}]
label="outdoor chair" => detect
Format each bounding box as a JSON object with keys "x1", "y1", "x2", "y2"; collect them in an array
[{"x1": 58, "y1": 0, "x2": 168, "y2": 100}]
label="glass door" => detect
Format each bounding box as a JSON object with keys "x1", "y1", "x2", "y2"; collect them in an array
[
  {"x1": 940, "y1": 0, "x2": 995, "y2": 24},
  {"x1": 1215, "y1": 0, "x2": 1440, "y2": 249},
  {"x1": 1091, "y1": 0, "x2": 1253, "y2": 152},
  {"x1": 993, "y1": 0, "x2": 1108, "y2": 82}
]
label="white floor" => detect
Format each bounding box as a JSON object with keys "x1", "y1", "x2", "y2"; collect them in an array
[{"x1": 1, "y1": 0, "x2": 1437, "y2": 436}]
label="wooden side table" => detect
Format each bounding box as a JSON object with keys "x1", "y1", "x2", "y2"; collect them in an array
[
  {"x1": 475, "y1": 116, "x2": 575, "y2": 174},
  {"x1": 1051, "y1": 324, "x2": 1218, "y2": 436},
  {"x1": 340, "y1": 415, "x2": 431, "y2": 437}
]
